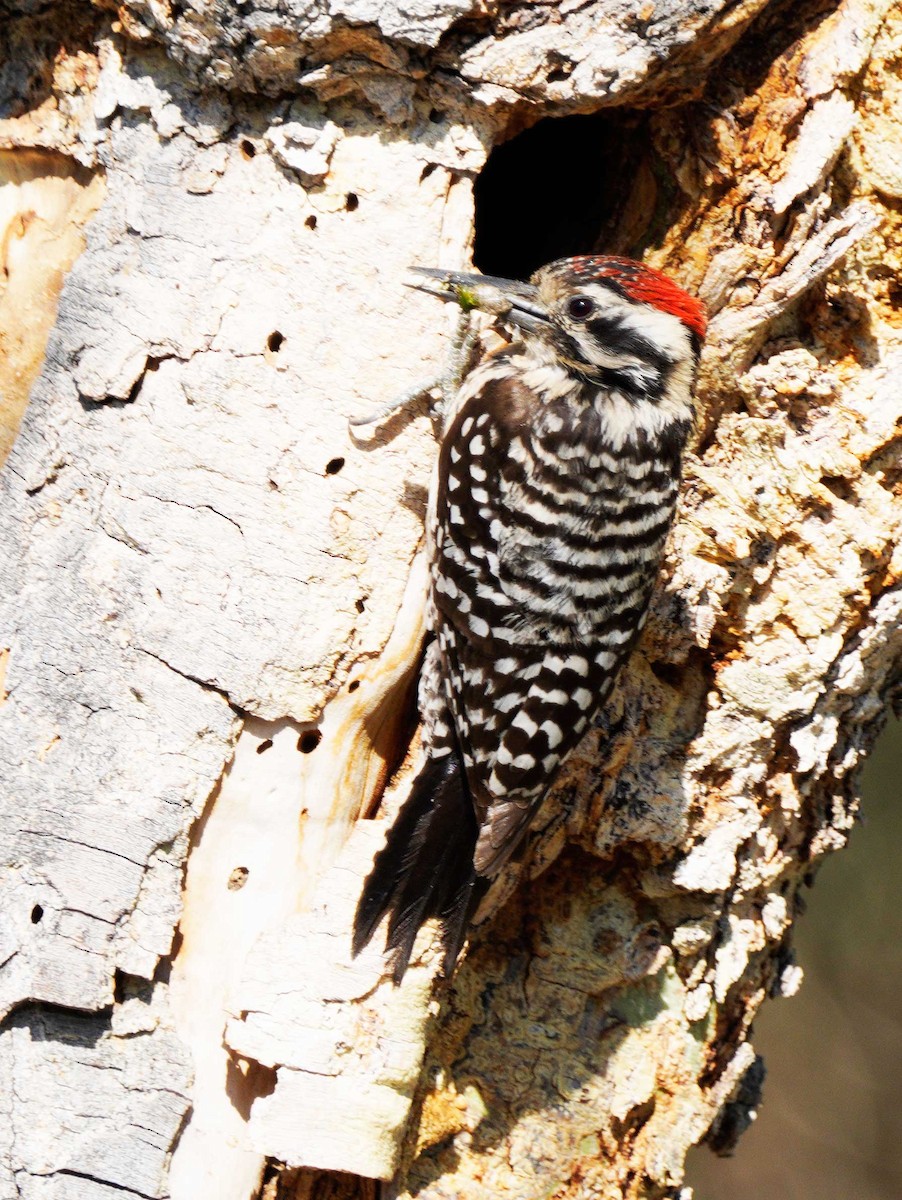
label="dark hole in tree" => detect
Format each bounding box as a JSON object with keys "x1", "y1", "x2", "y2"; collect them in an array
[
  {"x1": 305, "y1": 214, "x2": 317, "y2": 230},
  {"x1": 429, "y1": 108, "x2": 445, "y2": 124},
  {"x1": 31, "y1": 905, "x2": 44, "y2": 924},
  {"x1": 420, "y1": 163, "x2": 437, "y2": 182},
  {"x1": 256, "y1": 738, "x2": 273, "y2": 754},
  {"x1": 345, "y1": 192, "x2": 359, "y2": 211},
  {"x1": 348, "y1": 679, "x2": 360, "y2": 693},
  {"x1": 325, "y1": 457, "x2": 345, "y2": 475},
  {"x1": 473, "y1": 110, "x2": 647, "y2": 281},
  {"x1": 298, "y1": 730, "x2": 322, "y2": 754},
  {"x1": 356, "y1": 596, "x2": 367, "y2": 613},
  {"x1": 267, "y1": 331, "x2": 284, "y2": 353},
  {"x1": 240, "y1": 139, "x2": 256, "y2": 159}
]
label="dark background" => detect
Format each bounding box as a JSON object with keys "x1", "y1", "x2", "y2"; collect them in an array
[{"x1": 689, "y1": 717, "x2": 902, "y2": 1199}]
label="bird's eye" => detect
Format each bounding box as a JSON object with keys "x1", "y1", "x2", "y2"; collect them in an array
[{"x1": 567, "y1": 296, "x2": 595, "y2": 320}]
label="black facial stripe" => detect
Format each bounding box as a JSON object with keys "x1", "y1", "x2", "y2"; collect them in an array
[
  {"x1": 550, "y1": 316, "x2": 676, "y2": 399},
  {"x1": 584, "y1": 313, "x2": 675, "y2": 375},
  {"x1": 549, "y1": 329, "x2": 648, "y2": 398}
]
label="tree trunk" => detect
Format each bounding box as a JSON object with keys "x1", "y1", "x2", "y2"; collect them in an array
[{"x1": 1, "y1": 1, "x2": 899, "y2": 1197}]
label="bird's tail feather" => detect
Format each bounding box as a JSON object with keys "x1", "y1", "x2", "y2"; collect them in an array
[{"x1": 353, "y1": 750, "x2": 486, "y2": 982}]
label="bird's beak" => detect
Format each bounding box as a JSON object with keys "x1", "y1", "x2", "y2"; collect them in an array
[{"x1": 408, "y1": 266, "x2": 550, "y2": 333}]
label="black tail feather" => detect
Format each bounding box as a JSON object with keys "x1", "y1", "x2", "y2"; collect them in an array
[{"x1": 353, "y1": 750, "x2": 487, "y2": 982}]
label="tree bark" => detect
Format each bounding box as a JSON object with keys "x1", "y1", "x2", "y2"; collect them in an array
[{"x1": 0, "y1": 1, "x2": 899, "y2": 1198}]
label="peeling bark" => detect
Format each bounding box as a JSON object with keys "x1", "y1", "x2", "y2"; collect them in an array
[{"x1": 1, "y1": 0, "x2": 900, "y2": 1198}]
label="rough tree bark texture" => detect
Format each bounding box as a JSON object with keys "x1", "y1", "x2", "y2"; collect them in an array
[{"x1": 0, "y1": 1, "x2": 900, "y2": 1198}]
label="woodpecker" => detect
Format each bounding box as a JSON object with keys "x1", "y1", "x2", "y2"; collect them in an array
[{"x1": 353, "y1": 255, "x2": 707, "y2": 982}]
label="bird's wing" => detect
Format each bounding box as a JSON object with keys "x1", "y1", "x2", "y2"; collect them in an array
[{"x1": 428, "y1": 379, "x2": 621, "y2": 876}]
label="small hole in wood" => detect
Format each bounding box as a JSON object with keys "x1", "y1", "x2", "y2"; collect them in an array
[
  {"x1": 228, "y1": 866, "x2": 249, "y2": 891},
  {"x1": 298, "y1": 730, "x2": 322, "y2": 754},
  {"x1": 546, "y1": 56, "x2": 574, "y2": 84},
  {"x1": 822, "y1": 475, "x2": 854, "y2": 502},
  {"x1": 420, "y1": 163, "x2": 437, "y2": 181},
  {"x1": 649, "y1": 661, "x2": 682, "y2": 689},
  {"x1": 355, "y1": 596, "x2": 367, "y2": 613},
  {"x1": 240, "y1": 139, "x2": 257, "y2": 159},
  {"x1": 31, "y1": 904, "x2": 44, "y2": 925},
  {"x1": 305, "y1": 214, "x2": 317, "y2": 230},
  {"x1": 429, "y1": 108, "x2": 445, "y2": 123},
  {"x1": 345, "y1": 192, "x2": 359, "y2": 211},
  {"x1": 267, "y1": 331, "x2": 284, "y2": 353},
  {"x1": 348, "y1": 680, "x2": 360, "y2": 693},
  {"x1": 325, "y1": 457, "x2": 345, "y2": 475},
  {"x1": 256, "y1": 738, "x2": 273, "y2": 754}
]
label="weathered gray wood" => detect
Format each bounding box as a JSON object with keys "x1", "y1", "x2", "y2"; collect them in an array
[
  {"x1": 0, "y1": 19, "x2": 475, "y2": 1191},
  {"x1": 106, "y1": 0, "x2": 772, "y2": 111},
  {"x1": 0, "y1": 995, "x2": 191, "y2": 1200}
]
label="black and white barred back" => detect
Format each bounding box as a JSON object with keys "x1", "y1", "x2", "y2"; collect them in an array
[{"x1": 354, "y1": 256, "x2": 707, "y2": 981}]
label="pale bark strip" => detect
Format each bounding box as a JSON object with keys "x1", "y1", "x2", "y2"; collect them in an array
[
  {"x1": 172, "y1": 556, "x2": 432, "y2": 1190},
  {"x1": 0, "y1": 150, "x2": 105, "y2": 466},
  {"x1": 0, "y1": 1, "x2": 899, "y2": 1198}
]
